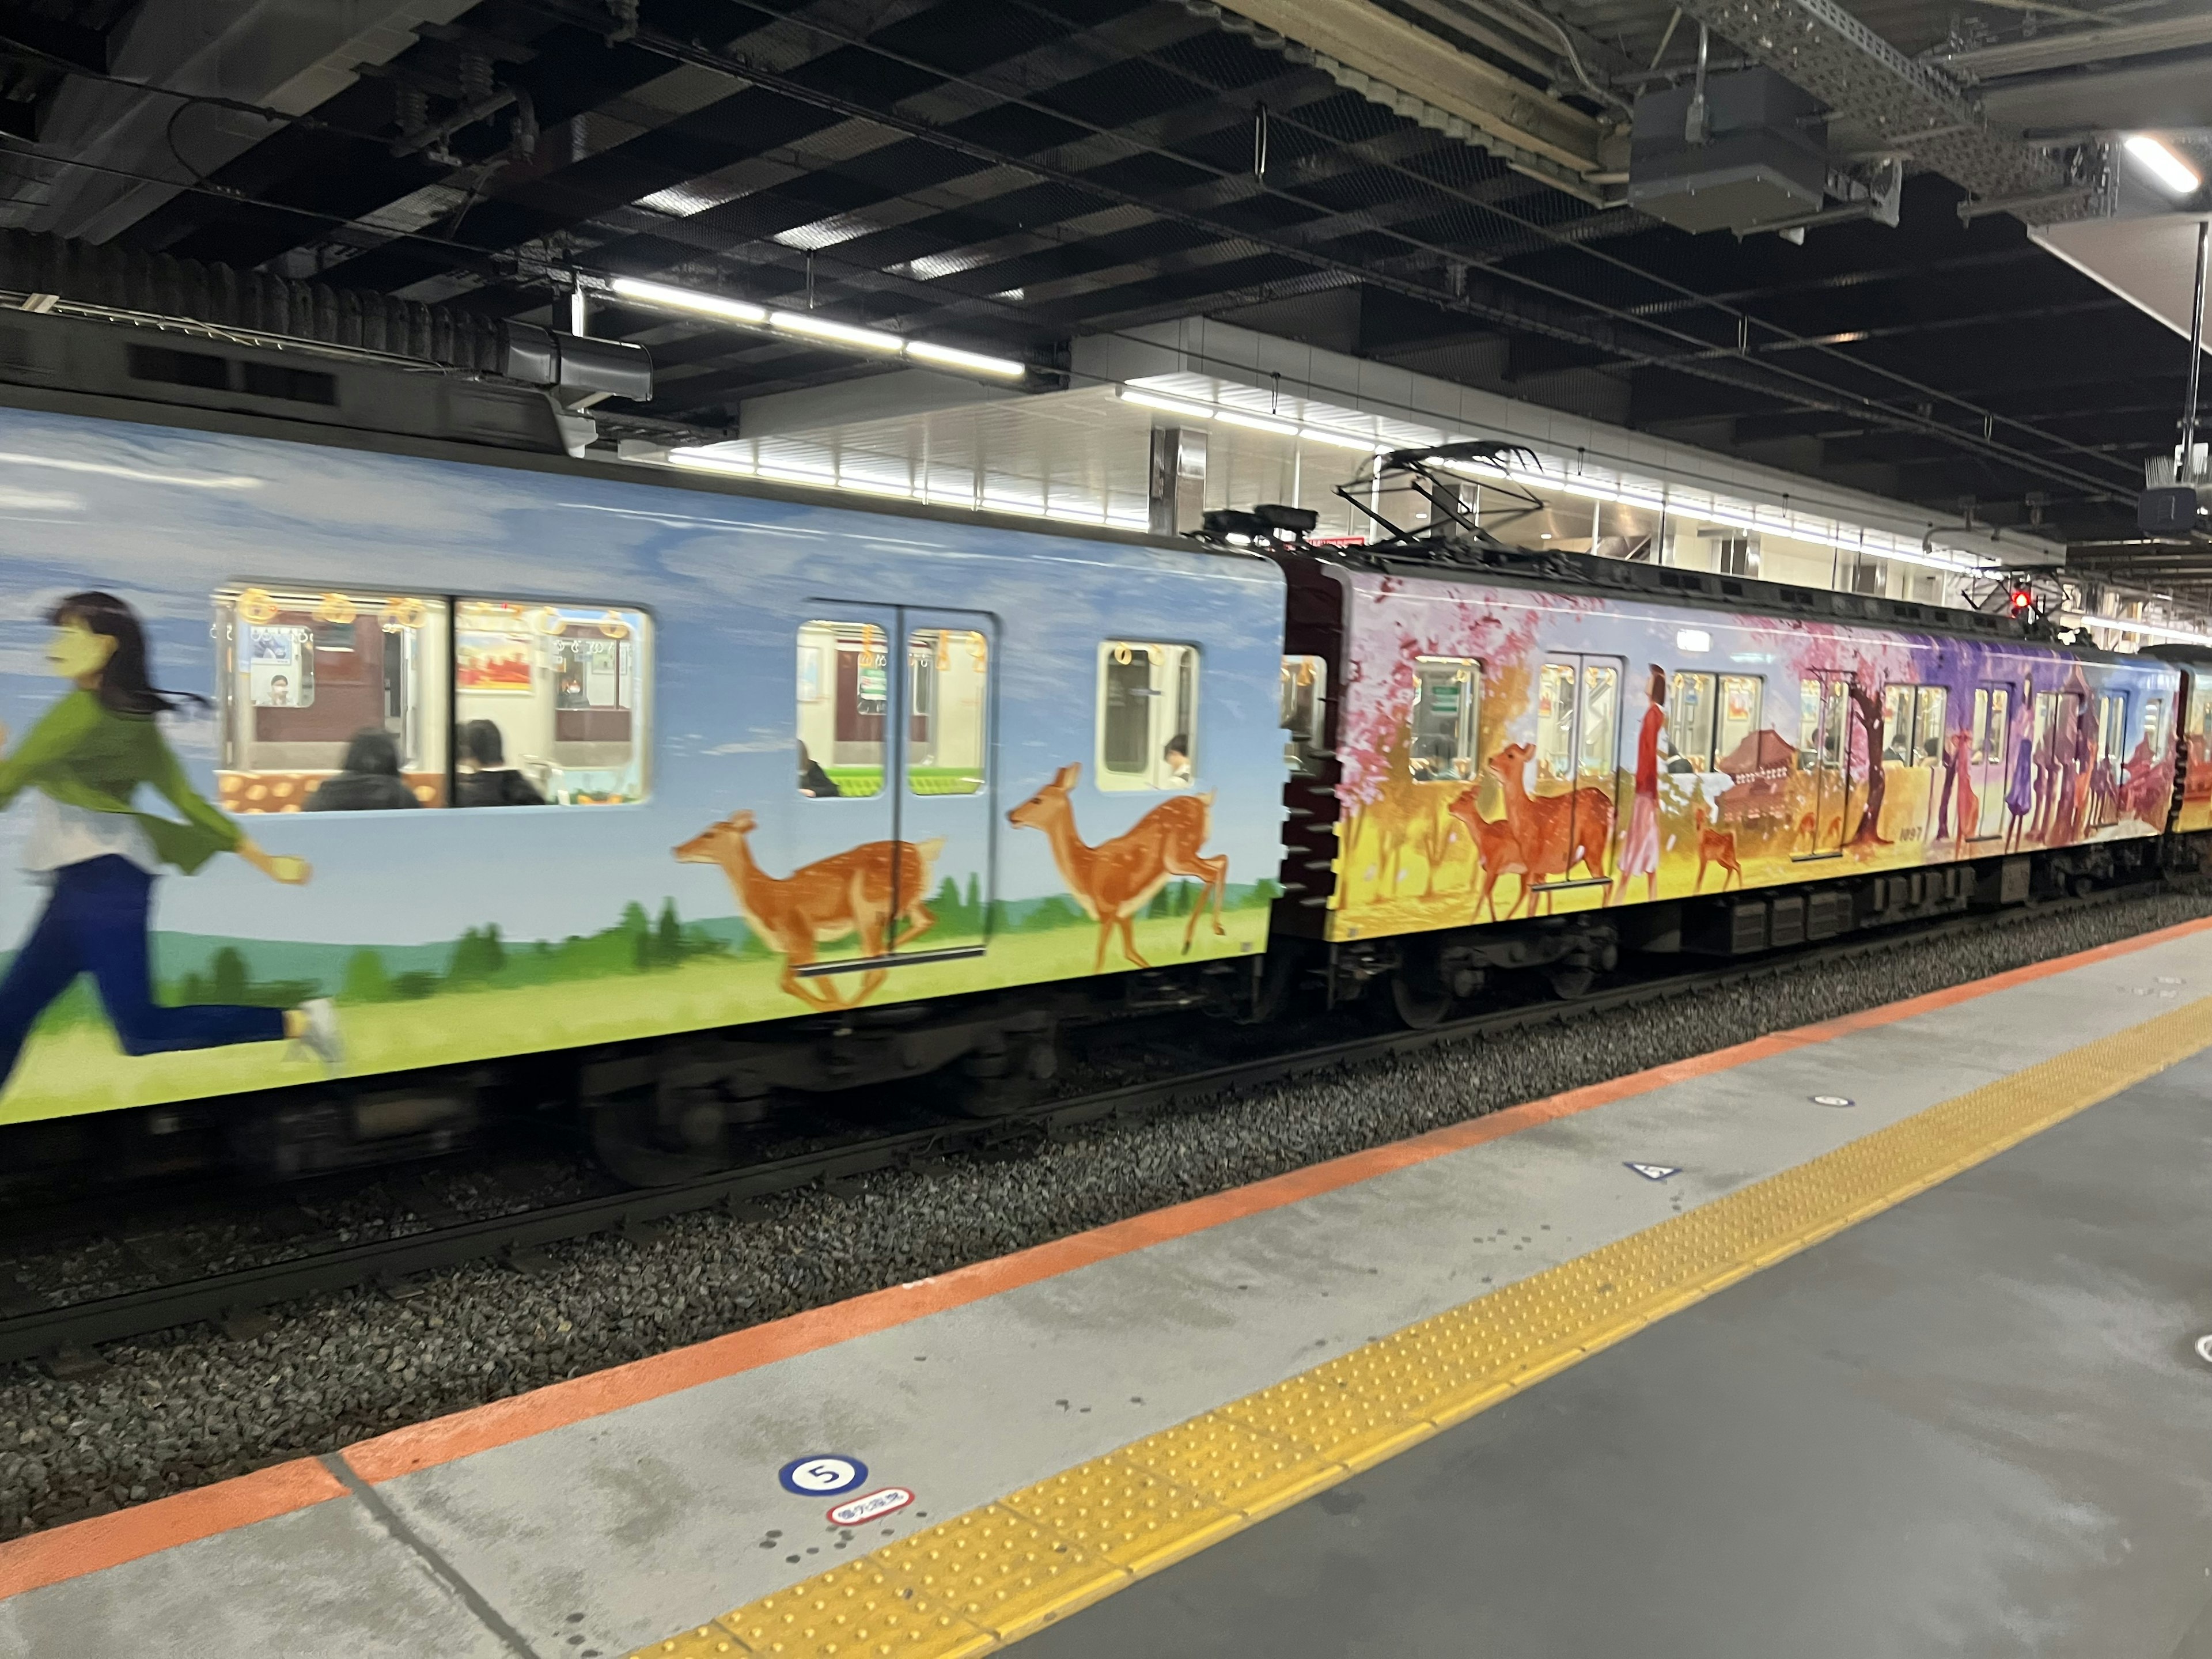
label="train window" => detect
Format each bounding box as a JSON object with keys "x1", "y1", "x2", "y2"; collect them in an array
[
  {"x1": 1538, "y1": 662, "x2": 1577, "y2": 785},
  {"x1": 2097, "y1": 693, "x2": 2128, "y2": 769},
  {"x1": 1281, "y1": 656, "x2": 1329, "y2": 770},
  {"x1": 798, "y1": 620, "x2": 888, "y2": 798},
  {"x1": 214, "y1": 586, "x2": 449, "y2": 813},
  {"x1": 2143, "y1": 697, "x2": 2166, "y2": 756},
  {"x1": 1881, "y1": 687, "x2": 1913, "y2": 766},
  {"x1": 1669, "y1": 672, "x2": 1716, "y2": 772},
  {"x1": 1914, "y1": 687, "x2": 1948, "y2": 764},
  {"x1": 1097, "y1": 641, "x2": 1199, "y2": 791},
  {"x1": 454, "y1": 600, "x2": 650, "y2": 806},
  {"x1": 1578, "y1": 662, "x2": 1620, "y2": 787},
  {"x1": 907, "y1": 628, "x2": 987, "y2": 796},
  {"x1": 1411, "y1": 657, "x2": 1479, "y2": 782},
  {"x1": 1717, "y1": 676, "x2": 1761, "y2": 766}
]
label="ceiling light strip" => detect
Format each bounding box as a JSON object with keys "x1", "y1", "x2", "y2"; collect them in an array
[
  {"x1": 609, "y1": 276, "x2": 1027, "y2": 380},
  {"x1": 1124, "y1": 382, "x2": 1997, "y2": 575},
  {"x1": 665, "y1": 446, "x2": 1149, "y2": 531}
]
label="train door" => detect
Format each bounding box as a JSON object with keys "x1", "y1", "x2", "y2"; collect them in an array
[
  {"x1": 1535, "y1": 653, "x2": 1624, "y2": 891},
  {"x1": 897, "y1": 609, "x2": 996, "y2": 955},
  {"x1": 796, "y1": 607, "x2": 902, "y2": 975},
  {"x1": 1970, "y1": 684, "x2": 2011, "y2": 839},
  {"x1": 1797, "y1": 673, "x2": 1850, "y2": 857}
]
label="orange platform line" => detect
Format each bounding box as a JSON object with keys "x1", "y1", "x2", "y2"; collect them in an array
[
  {"x1": 5, "y1": 910, "x2": 2205, "y2": 1599},
  {"x1": 0, "y1": 1456, "x2": 345, "y2": 1601}
]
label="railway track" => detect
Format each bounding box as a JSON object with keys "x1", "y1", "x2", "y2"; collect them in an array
[{"x1": 0, "y1": 878, "x2": 2182, "y2": 1373}]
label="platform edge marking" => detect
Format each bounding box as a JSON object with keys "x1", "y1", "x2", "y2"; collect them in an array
[{"x1": 623, "y1": 993, "x2": 2212, "y2": 1659}]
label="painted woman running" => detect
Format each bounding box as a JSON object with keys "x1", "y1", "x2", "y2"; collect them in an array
[{"x1": 0, "y1": 592, "x2": 339, "y2": 1094}]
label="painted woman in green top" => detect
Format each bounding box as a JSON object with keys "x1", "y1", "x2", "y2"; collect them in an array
[{"x1": 0, "y1": 592, "x2": 341, "y2": 1095}]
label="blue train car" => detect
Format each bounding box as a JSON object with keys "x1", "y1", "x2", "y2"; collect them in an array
[{"x1": 0, "y1": 385, "x2": 1286, "y2": 1174}]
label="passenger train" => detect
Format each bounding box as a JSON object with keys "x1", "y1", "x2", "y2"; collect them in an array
[{"x1": 0, "y1": 309, "x2": 2202, "y2": 1187}]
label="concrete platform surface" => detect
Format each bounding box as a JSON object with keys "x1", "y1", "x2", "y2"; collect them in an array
[
  {"x1": 1021, "y1": 1050, "x2": 2212, "y2": 1659},
  {"x1": 3, "y1": 919, "x2": 2210, "y2": 1658}
]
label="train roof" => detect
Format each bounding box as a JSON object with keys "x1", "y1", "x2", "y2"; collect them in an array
[
  {"x1": 0, "y1": 305, "x2": 1260, "y2": 570},
  {"x1": 1286, "y1": 537, "x2": 2143, "y2": 662}
]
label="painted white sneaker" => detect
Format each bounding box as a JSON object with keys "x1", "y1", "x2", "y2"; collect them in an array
[{"x1": 295, "y1": 997, "x2": 344, "y2": 1070}]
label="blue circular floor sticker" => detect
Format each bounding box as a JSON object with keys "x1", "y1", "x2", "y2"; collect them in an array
[{"x1": 779, "y1": 1454, "x2": 868, "y2": 1496}]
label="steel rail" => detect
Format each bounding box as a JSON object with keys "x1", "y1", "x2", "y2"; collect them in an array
[{"x1": 0, "y1": 877, "x2": 2171, "y2": 1370}]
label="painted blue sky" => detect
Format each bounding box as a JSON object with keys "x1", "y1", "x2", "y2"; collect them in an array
[{"x1": 0, "y1": 406, "x2": 1289, "y2": 949}]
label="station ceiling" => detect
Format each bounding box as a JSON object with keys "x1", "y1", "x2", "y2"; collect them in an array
[{"x1": 0, "y1": 0, "x2": 2206, "y2": 558}]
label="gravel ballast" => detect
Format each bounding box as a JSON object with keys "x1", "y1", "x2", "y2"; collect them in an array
[{"x1": 3, "y1": 892, "x2": 2207, "y2": 1537}]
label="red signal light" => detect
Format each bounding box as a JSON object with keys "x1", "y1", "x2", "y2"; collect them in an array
[{"x1": 2010, "y1": 588, "x2": 2033, "y2": 613}]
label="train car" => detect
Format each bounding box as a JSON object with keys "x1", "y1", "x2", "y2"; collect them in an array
[
  {"x1": 0, "y1": 314, "x2": 1286, "y2": 1183},
  {"x1": 1271, "y1": 531, "x2": 2186, "y2": 1021},
  {"x1": 2146, "y1": 648, "x2": 2212, "y2": 835}
]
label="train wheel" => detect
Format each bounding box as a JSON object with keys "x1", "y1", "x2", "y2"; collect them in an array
[
  {"x1": 945, "y1": 1031, "x2": 1055, "y2": 1119},
  {"x1": 589, "y1": 1090, "x2": 734, "y2": 1187},
  {"x1": 1546, "y1": 964, "x2": 1595, "y2": 1001},
  {"x1": 1390, "y1": 945, "x2": 1454, "y2": 1029}
]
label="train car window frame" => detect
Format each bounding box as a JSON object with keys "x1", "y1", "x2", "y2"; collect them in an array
[
  {"x1": 1669, "y1": 671, "x2": 1717, "y2": 773},
  {"x1": 1096, "y1": 639, "x2": 1200, "y2": 793},
  {"x1": 1715, "y1": 675, "x2": 1762, "y2": 769},
  {"x1": 213, "y1": 585, "x2": 450, "y2": 815},
  {"x1": 798, "y1": 619, "x2": 890, "y2": 799},
  {"x1": 456, "y1": 597, "x2": 653, "y2": 808},
  {"x1": 1913, "y1": 686, "x2": 1948, "y2": 766},
  {"x1": 1281, "y1": 655, "x2": 1329, "y2": 772},
  {"x1": 1410, "y1": 656, "x2": 1480, "y2": 783},
  {"x1": 905, "y1": 625, "x2": 989, "y2": 797}
]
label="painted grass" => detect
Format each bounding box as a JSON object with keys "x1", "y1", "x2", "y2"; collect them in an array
[{"x1": 0, "y1": 903, "x2": 1268, "y2": 1125}]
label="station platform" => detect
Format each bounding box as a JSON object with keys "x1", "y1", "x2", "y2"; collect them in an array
[{"x1": 5, "y1": 920, "x2": 2212, "y2": 1658}]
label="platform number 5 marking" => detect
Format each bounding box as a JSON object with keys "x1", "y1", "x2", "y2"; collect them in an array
[{"x1": 779, "y1": 1455, "x2": 868, "y2": 1496}]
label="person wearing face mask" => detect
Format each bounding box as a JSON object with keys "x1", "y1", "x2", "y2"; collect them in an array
[{"x1": 0, "y1": 590, "x2": 340, "y2": 1092}]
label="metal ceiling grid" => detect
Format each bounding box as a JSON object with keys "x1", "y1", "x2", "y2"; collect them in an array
[{"x1": 0, "y1": 0, "x2": 2196, "y2": 563}]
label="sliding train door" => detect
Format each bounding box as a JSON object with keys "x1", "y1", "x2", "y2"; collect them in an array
[{"x1": 896, "y1": 608, "x2": 996, "y2": 955}]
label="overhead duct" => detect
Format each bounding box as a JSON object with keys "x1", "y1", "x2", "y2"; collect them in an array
[
  {"x1": 1628, "y1": 69, "x2": 1828, "y2": 234},
  {"x1": 1178, "y1": 0, "x2": 1618, "y2": 204},
  {"x1": 1669, "y1": 0, "x2": 2083, "y2": 224}
]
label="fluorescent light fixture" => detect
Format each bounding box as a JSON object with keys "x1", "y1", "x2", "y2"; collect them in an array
[
  {"x1": 1117, "y1": 385, "x2": 1386, "y2": 449},
  {"x1": 610, "y1": 276, "x2": 768, "y2": 325},
  {"x1": 613, "y1": 277, "x2": 1025, "y2": 381},
  {"x1": 2062, "y1": 612, "x2": 2212, "y2": 646},
  {"x1": 768, "y1": 310, "x2": 904, "y2": 354},
  {"x1": 904, "y1": 339, "x2": 1027, "y2": 378},
  {"x1": 2123, "y1": 134, "x2": 2202, "y2": 196}
]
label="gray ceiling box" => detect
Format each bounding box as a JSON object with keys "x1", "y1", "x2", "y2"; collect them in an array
[{"x1": 1628, "y1": 69, "x2": 1828, "y2": 234}]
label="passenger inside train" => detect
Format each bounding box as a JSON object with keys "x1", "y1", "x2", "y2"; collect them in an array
[
  {"x1": 305, "y1": 729, "x2": 420, "y2": 812},
  {"x1": 456, "y1": 719, "x2": 546, "y2": 808}
]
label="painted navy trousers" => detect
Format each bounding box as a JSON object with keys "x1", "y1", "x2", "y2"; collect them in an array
[{"x1": 0, "y1": 854, "x2": 284, "y2": 1089}]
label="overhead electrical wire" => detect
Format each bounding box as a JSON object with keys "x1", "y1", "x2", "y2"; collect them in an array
[
  {"x1": 560, "y1": 0, "x2": 2127, "y2": 501},
  {"x1": 0, "y1": 15, "x2": 2141, "y2": 503}
]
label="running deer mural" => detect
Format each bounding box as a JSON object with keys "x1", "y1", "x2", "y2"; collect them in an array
[
  {"x1": 1483, "y1": 741, "x2": 1615, "y2": 916},
  {"x1": 1446, "y1": 783, "x2": 1529, "y2": 922},
  {"x1": 1008, "y1": 763, "x2": 1229, "y2": 971},
  {"x1": 676, "y1": 810, "x2": 942, "y2": 1010}
]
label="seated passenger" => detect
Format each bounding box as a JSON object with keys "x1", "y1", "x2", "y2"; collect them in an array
[
  {"x1": 798, "y1": 741, "x2": 840, "y2": 798},
  {"x1": 306, "y1": 729, "x2": 421, "y2": 812},
  {"x1": 1164, "y1": 734, "x2": 1194, "y2": 787},
  {"x1": 456, "y1": 719, "x2": 546, "y2": 807}
]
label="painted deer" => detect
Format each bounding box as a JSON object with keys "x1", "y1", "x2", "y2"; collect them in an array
[
  {"x1": 1691, "y1": 804, "x2": 1743, "y2": 892},
  {"x1": 1484, "y1": 742, "x2": 1614, "y2": 916},
  {"x1": 675, "y1": 810, "x2": 942, "y2": 1011},
  {"x1": 1446, "y1": 785, "x2": 1528, "y2": 921},
  {"x1": 1007, "y1": 763, "x2": 1228, "y2": 972}
]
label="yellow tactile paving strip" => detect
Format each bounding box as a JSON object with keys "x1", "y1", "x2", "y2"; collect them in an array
[{"x1": 627, "y1": 995, "x2": 2212, "y2": 1659}]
